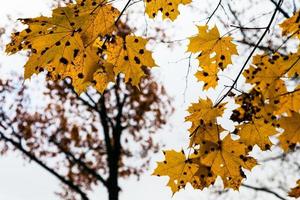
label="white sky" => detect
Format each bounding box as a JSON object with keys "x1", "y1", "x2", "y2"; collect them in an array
[{"x1": 0, "y1": 0, "x2": 298, "y2": 200}]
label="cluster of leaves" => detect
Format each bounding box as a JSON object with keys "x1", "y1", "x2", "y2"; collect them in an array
[
  {"x1": 5, "y1": 0, "x2": 159, "y2": 93},
  {"x1": 153, "y1": 8, "x2": 300, "y2": 195}
]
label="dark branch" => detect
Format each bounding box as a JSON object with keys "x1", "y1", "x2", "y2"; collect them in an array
[
  {"x1": 206, "y1": 0, "x2": 222, "y2": 24},
  {"x1": 0, "y1": 131, "x2": 89, "y2": 200},
  {"x1": 50, "y1": 138, "x2": 108, "y2": 188},
  {"x1": 214, "y1": 0, "x2": 283, "y2": 106},
  {"x1": 242, "y1": 183, "x2": 287, "y2": 200},
  {"x1": 269, "y1": 0, "x2": 290, "y2": 18}
]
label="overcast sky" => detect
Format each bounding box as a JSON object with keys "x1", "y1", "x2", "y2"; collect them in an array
[{"x1": 0, "y1": 1, "x2": 298, "y2": 200}]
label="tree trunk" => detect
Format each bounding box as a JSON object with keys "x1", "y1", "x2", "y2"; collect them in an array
[
  {"x1": 107, "y1": 154, "x2": 120, "y2": 200},
  {"x1": 108, "y1": 179, "x2": 119, "y2": 200}
]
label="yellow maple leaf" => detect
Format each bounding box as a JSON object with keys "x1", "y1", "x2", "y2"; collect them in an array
[
  {"x1": 100, "y1": 35, "x2": 156, "y2": 87},
  {"x1": 244, "y1": 54, "x2": 289, "y2": 99},
  {"x1": 195, "y1": 62, "x2": 219, "y2": 90},
  {"x1": 152, "y1": 150, "x2": 200, "y2": 193},
  {"x1": 289, "y1": 179, "x2": 300, "y2": 198},
  {"x1": 188, "y1": 25, "x2": 238, "y2": 70},
  {"x1": 93, "y1": 62, "x2": 115, "y2": 93},
  {"x1": 237, "y1": 119, "x2": 277, "y2": 151},
  {"x1": 6, "y1": 1, "x2": 120, "y2": 93},
  {"x1": 6, "y1": 14, "x2": 85, "y2": 79},
  {"x1": 145, "y1": 0, "x2": 191, "y2": 21},
  {"x1": 185, "y1": 98, "x2": 227, "y2": 124},
  {"x1": 282, "y1": 49, "x2": 300, "y2": 78},
  {"x1": 189, "y1": 122, "x2": 223, "y2": 147},
  {"x1": 198, "y1": 134, "x2": 257, "y2": 190},
  {"x1": 73, "y1": 0, "x2": 120, "y2": 45},
  {"x1": 280, "y1": 10, "x2": 300, "y2": 39},
  {"x1": 278, "y1": 112, "x2": 300, "y2": 151},
  {"x1": 274, "y1": 86, "x2": 300, "y2": 115}
]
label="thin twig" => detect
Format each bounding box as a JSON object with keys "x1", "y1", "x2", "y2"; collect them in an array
[
  {"x1": 242, "y1": 183, "x2": 287, "y2": 200},
  {"x1": 206, "y1": 0, "x2": 222, "y2": 24},
  {"x1": 214, "y1": 0, "x2": 283, "y2": 107}
]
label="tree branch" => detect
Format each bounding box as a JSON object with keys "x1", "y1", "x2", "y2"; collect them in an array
[
  {"x1": 0, "y1": 131, "x2": 89, "y2": 200},
  {"x1": 50, "y1": 138, "x2": 108, "y2": 188},
  {"x1": 242, "y1": 183, "x2": 287, "y2": 200},
  {"x1": 269, "y1": 0, "x2": 290, "y2": 18},
  {"x1": 206, "y1": 0, "x2": 222, "y2": 24},
  {"x1": 214, "y1": 0, "x2": 283, "y2": 106}
]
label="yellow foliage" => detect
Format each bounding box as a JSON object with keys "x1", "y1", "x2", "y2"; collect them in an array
[
  {"x1": 280, "y1": 10, "x2": 300, "y2": 39},
  {"x1": 99, "y1": 35, "x2": 156, "y2": 87},
  {"x1": 145, "y1": 0, "x2": 192, "y2": 21},
  {"x1": 185, "y1": 98, "x2": 226, "y2": 124},
  {"x1": 188, "y1": 25, "x2": 238, "y2": 69},
  {"x1": 278, "y1": 112, "x2": 300, "y2": 151},
  {"x1": 197, "y1": 134, "x2": 257, "y2": 190},
  {"x1": 152, "y1": 150, "x2": 200, "y2": 193},
  {"x1": 195, "y1": 61, "x2": 219, "y2": 90},
  {"x1": 5, "y1": 0, "x2": 156, "y2": 93},
  {"x1": 237, "y1": 119, "x2": 277, "y2": 150}
]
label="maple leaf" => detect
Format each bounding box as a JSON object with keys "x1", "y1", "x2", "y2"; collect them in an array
[
  {"x1": 289, "y1": 179, "x2": 300, "y2": 198},
  {"x1": 188, "y1": 25, "x2": 238, "y2": 70},
  {"x1": 145, "y1": 0, "x2": 191, "y2": 21},
  {"x1": 278, "y1": 112, "x2": 300, "y2": 151},
  {"x1": 185, "y1": 98, "x2": 227, "y2": 125},
  {"x1": 65, "y1": 46, "x2": 102, "y2": 93},
  {"x1": 152, "y1": 150, "x2": 200, "y2": 193},
  {"x1": 274, "y1": 87, "x2": 300, "y2": 116},
  {"x1": 189, "y1": 122, "x2": 223, "y2": 147},
  {"x1": 195, "y1": 62, "x2": 219, "y2": 90},
  {"x1": 73, "y1": 0, "x2": 120, "y2": 45},
  {"x1": 282, "y1": 49, "x2": 300, "y2": 78},
  {"x1": 243, "y1": 54, "x2": 289, "y2": 99},
  {"x1": 6, "y1": 14, "x2": 85, "y2": 79},
  {"x1": 280, "y1": 10, "x2": 300, "y2": 39},
  {"x1": 92, "y1": 62, "x2": 115, "y2": 93},
  {"x1": 198, "y1": 134, "x2": 257, "y2": 189},
  {"x1": 237, "y1": 119, "x2": 277, "y2": 151},
  {"x1": 6, "y1": 1, "x2": 119, "y2": 93},
  {"x1": 99, "y1": 35, "x2": 156, "y2": 87}
]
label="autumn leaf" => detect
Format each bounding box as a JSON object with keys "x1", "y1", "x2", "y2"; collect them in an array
[
  {"x1": 6, "y1": 14, "x2": 85, "y2": 79},
  {"x1": 243, "y1": 54, "x2": 289, "y2": 99},
  {"x1": 289, "y1": 179, "x2": 300, "y2": 198},
  {"x1": 185, "y1": 98, "x2": 227, "y2": 124},
  {"x1": 5, "y1": 1, "x2": 120, "y2": 93},
  {"x1": 152, "y1": 150, "x2": 199, "y2": 193},
  {"x1": 195, "y1": 61, "x2": 219, "y2": 90},
  {"x1": 99, "y1": 35, "x2": 156, "y2": 87},
  {"x1": 280, "y1": 10, "x2": 300, "y2": 39},
  {"x1": 274, "y1": 86, "x2": 300, "y2": 116},
  {"x1": 237, "y1": 119, "x2": 277, "y2": 151},
  {"x1": 198, "y1": 134, "x2": 257, "y2": 189},
  {"x1": 189, "y1": 122, "x2": 223, "y2": 147},
  {"x1": 145, "y1": 0, "x2": 192, "y2": 21},
  {"x1": 278, "y1": 112, "x2": 300, "y2": 151},
  {"x1": 188, "y1": 25, "x2": 238, "y2": 70},
  {"x1": 73, "y1": 0, "x2": 120, "y2": 45}
]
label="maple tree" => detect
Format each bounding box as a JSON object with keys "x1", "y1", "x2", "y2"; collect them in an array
[
  {"x1": 2, "y1": 0, "x2": 300, "y2": 200},
  {"x1": 0, "y1": 73, "x2": 172, "y2": 200}
]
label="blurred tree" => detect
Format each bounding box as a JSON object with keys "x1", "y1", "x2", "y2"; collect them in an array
[{"x1": 0, "y1": 73, "x2": 173, "y2": 200}]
